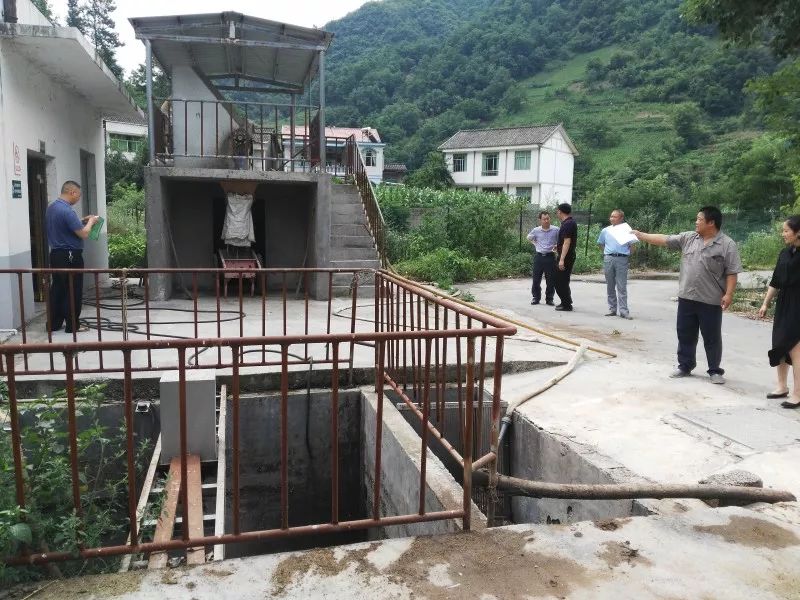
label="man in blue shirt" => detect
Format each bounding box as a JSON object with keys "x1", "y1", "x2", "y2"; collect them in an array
[
  {"x1": 597, "y1": 209, "x2": 637, "y2": 319},
  {"x1": 526, "y1": 210, "x2": 559, "y2": 305},
  {"x1": 44, "y1": 181, "x2": 99, "y2": 333}
]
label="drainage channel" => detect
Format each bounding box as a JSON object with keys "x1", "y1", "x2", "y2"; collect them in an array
[{"x1": 393, "y1": 385, "x2": 646, "y2": 527}]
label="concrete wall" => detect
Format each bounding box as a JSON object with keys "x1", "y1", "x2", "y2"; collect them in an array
[
  {"x1": 145, "y1": 168, "x2": 332, "y2": 300},
  {"x1": 2, "y1": 0, "x2": 52, "y2": 26},
  {"x1": 171, "y1": 66, "x2": 235, "y2": 168},
  {"x1": 0, "y1": 37, "x2": 108, "y2": 328},
  {"x1": 538, "y1": 130, "x2": 574, "y2": 206},
  {"x1": 224, "y1": 390, "x2": 365, "y2": 558},
  {"x1": 510, "y1": 412, "x2": 635, "y2": 524},
  {"x1": 362, "y1": 388, "x2": 486, "y2": 539}
]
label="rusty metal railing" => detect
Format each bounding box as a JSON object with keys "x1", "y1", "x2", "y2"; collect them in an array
[
  {"x1": 345, "y1": 135, "x2": 388, "y2": 268},
  {"x1": 0, "y1": 268, "x2": 515, "y2": 569},
  {"x1": 0, "y1": 268, "x2": 370, "y2": 376},
  {"x1": 153, "y1": 98, "x2": 352, "y2": 175}
]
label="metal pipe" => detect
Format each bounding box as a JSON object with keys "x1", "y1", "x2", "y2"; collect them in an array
[
  {"x1": 318, "y1": 49, "x2": 326, "y2": 169},
  {"x1": 4, "y1": 511, "x2": 466, "y2": 567},
  {"x1": 145, "y1": 40, "x2": 155, "y2": 163},
  {"x1": 473, "y1": 471, "x2": 797, "y2": 504}
]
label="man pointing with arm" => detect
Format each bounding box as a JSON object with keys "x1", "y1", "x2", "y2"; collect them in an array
[{"x1": 632, "y1": 206, "x2": 742, "y2": 384}]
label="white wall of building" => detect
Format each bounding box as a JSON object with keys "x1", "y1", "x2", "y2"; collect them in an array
[
  {"x1": 172, "y1": 66, "x2": 236, "y2": 167},
  {"x1": 105, "y1": 121, "x2": 147, "y2": 160},
  {"x1": 358, "y1": 144, "x2": 384, "y2": 183},
  {"x1": 443, "y1": 133, "x2": 574, "y2": 206},
  {"x1": 0, "y1": 40, "x2": 108, "y2": 328},
  {"x1": 1, "y1": 0, "x2": 52, "y2": 26}
]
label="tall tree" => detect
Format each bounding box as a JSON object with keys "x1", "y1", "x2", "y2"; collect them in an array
[
  {"x1": 66, "y1": 0, "x2": 86, "y2": 31},
  {"x1": 682, "y1": 0, "x2": 800, "y2": 57},
  {"x1": 31, "y1": 0, "x2": 55, "y2": 22},
  {"x1": 71, "y1": 0, "x2": 123, "y2": 78},
  {"x1": 125, "y1": 62, "x2": 171, "y2": 109}
]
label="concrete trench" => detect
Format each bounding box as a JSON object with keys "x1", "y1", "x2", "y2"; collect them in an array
[{"x1": 6, "y1": 366, "x2": 654, "y2": 570}]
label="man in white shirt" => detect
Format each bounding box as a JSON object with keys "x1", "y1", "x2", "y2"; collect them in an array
[{"x1": 527, "y1": 211, "x2": 559, "y2": 305}]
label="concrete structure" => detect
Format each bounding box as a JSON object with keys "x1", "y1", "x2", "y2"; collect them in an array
[
  {"x1": 159, "y1": 369, "x2": 217, "y2": 464},
  {"x1": 0, "y1": 0, "x2": 141, "y2": 329},
  {"x1": 132, "y1": 13, "x2": 380, "y2": 300},
  {"x1": 281, "y1": 125, "x2": 385, "y2": 183},
  {"x1": 15, "y1": 503, "x2": 800, "y2": 598},
  {"x1": 439, "y1": 124, "x2": 578, "y2": 205},
  {"x1": 105, "y1": 116, "x2": 147, "y2": 160}
]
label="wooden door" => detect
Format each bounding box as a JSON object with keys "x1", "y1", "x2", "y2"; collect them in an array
[{"x1": 27, "y1": 157, "x2": 48, "y2": 301}]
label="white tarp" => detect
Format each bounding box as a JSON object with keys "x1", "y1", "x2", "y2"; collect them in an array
[{"x1": 221, "y1": 193, "x2": 255, "y2": 247}]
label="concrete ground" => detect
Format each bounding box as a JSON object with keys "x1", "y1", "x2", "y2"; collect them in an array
[
  {"x1": 463, "y1": 273, "x2": 800, "y2": 499},
  {"x1": 13, "y1": 503, "x2": 800, "y2": 599},
  {"x1": 5, "y1": 273, "x2": 800, "y2": 599}
]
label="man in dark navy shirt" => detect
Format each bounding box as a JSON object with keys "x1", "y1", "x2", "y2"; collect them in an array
[
  {"x1": 44, "y1": 181, "x2": 98, "y2": 333},
  {"x1": 554, "y1": 203, "x2": 578, "y2": 311}
]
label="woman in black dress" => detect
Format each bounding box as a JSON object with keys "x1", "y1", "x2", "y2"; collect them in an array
[{"x1": 759, "y1": 215, "x2": 800, "y2": 408}]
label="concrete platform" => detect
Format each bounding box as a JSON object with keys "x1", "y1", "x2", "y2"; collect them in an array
[
  {"x1": 462, "y1": 275, "x2": 800, "y2": 500},
  {"x1": 12, "y1": 503, "x2": 800, "y2": 599}
]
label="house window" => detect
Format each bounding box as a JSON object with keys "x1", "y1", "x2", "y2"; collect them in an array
[
  {"x1": 515, "y1": 187, "x2": 532, "y2": 200},
  {"x1": 482, "y1": 187, "x2": 503, "y2": 194},
  {"x1": 452, "y1": 153, "x2": 467, "y2": 172},
  {"x1": 514, "y1": 150, "x2": 531, "y2": 170},
  {"x1": 364, "y1": 149, "x2": 377, "y2": 167},
  {"x1": 109, "y1": 134, "x2": 144, "y2": 154},
  {"x1": 481, "y1": 152, "x2": 499, "y2": 176}
]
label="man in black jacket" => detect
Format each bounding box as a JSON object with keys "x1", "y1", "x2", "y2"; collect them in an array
[{"x1": 554, "y1": 203, "x2": 577, "y2": 311}]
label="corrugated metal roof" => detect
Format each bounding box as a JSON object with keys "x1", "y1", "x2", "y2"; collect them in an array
[
  {"x1": 129, "y1": 12, "x2": 333, "y2": 90},
  {"x1": 438, "y1": 124, "x2": 576, "y2": 152}
]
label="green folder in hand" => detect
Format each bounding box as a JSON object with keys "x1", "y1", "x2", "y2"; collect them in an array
[{"x1": 89, "y1": 217, "x2": 105, "y2": 241}]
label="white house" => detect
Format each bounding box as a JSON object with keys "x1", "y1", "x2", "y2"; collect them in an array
[
  {"x1": 281, "y1": 125, "x2": 385, "y2": 183},
  {"x1": 0, "y1": 0, "x2": 142, "y2": 329},
  {"x1": 105, "y1": 116, "x2": 148, "y2": 160},
  {"x1": 439, "y1": 124, "x2": 578, "y2": 205}
]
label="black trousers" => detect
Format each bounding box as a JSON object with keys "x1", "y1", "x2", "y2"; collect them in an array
[
  {"x1": 676, "y1": 298, "x2": 723, "y2": 375},
  {"x1": 531, "y1": 253, "x2": 555, "y2": 302},
  {"x1": 49, "y1": 249, "x2": 84, "y2": 333},
  {"x1": 553, "y1": 253, "x2": 575, "y2": 307}
]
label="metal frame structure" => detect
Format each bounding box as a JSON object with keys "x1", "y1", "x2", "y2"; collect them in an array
[
  {"x1": 131, "y1": 12, "x2": 332, "y2": 168},
  {"x1": 0, "y1": 268, "x2": 515, "y2": 568}
]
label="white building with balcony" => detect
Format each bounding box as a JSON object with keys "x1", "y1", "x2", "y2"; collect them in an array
[
  {"x1": 0, "y1": 0, "x2": 141, "y2": 328},
  {"x1": 439, "y1": 124, "x2": 578, "y2": 205},
  {"x1": 281, "y1": 125, "x2": 385, "y2": 182},
  {"x1": 105, "y1": 116, "x2": 148, "y2": 160}
]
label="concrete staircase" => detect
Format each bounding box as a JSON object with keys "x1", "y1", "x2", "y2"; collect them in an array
[{"x1": 329, "y1": 184, "x2": 379, "y2": 297}]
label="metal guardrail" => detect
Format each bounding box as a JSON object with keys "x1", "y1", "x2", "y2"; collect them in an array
[
  {"x1": 0, "y1": 268, "x2": 515, "y2": 569},
  {"x1": 345, "y1": 135, "x2": 388, "y2": 268}
]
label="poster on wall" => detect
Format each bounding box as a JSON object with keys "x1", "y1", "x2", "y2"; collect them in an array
[
  {"x1": 12, "y1": 180, "x2": 22, "y2": 198},
  {"x1": 13, "y1": 143, "x2": 21, "y2": 176}
]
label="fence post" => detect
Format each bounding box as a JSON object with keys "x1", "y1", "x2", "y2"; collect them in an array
[{"x1": 584, "y1": 200, "x2": 593, "y2": 258}]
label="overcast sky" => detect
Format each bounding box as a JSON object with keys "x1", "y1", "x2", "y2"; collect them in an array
[{"x1": 50, "y1": 0, "x2": 373, "y2": 77}]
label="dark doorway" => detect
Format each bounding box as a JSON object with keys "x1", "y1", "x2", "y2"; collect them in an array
[{"x1": 27, "y1": 156, "x2": 48, "y2": 301}]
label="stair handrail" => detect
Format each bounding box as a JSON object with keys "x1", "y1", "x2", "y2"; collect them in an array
[{"x1": 345, "y1": 135, "x2": 388, "y2": 268}]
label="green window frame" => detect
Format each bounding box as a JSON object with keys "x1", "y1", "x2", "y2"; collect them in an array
[
  {"x1": 482, "y1": 152, "x2": 499, "y2": 176},
  {"x1": 514, "y1": 150, "x2": 531, "y2": 170}
]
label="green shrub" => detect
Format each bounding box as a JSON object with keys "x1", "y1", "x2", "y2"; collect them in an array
[
  {"x1": 108, "y1": 232, "x2": 146, "y2": 269},
  {"x1": 0, "y1": 384, "x2": 152, "y2": 584},
  {"x1": 107, "y1": 183, "x2": 145, "y2": 236},
  {"x1": 739, "y1": 229, "x2": 784, "y2": 269}
]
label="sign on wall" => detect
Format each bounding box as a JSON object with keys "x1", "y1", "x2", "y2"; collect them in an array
[
  {"x1": 12, "y1": 180, "x2": 22, "y2": 198},
  {"x1": 13, "y1": 143, "x2": 21, "y2": 176}
]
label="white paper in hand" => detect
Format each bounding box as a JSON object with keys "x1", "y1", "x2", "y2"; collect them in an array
[{"x1": 608, "y1": 222, "x2": 639, "y2": 246}]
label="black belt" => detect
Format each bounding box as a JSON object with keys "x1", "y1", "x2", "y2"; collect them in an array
[
  {"x1": 536, "y1": 252, "x2": 555, "y2": 256},
  {"x1": 606, "y1": 253, "x2": 628, "y2": 257},
  {"x1": 51, "y1": 248, "x2": 82, "y2": 253}
]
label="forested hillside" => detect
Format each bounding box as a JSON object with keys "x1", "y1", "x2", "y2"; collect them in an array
[
  {"x1": 324, "y1": 0, "x2": 795, "y2": 232},
  {"x1": 324, "y1": 0, "x2": 693, "y2": 167}
]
